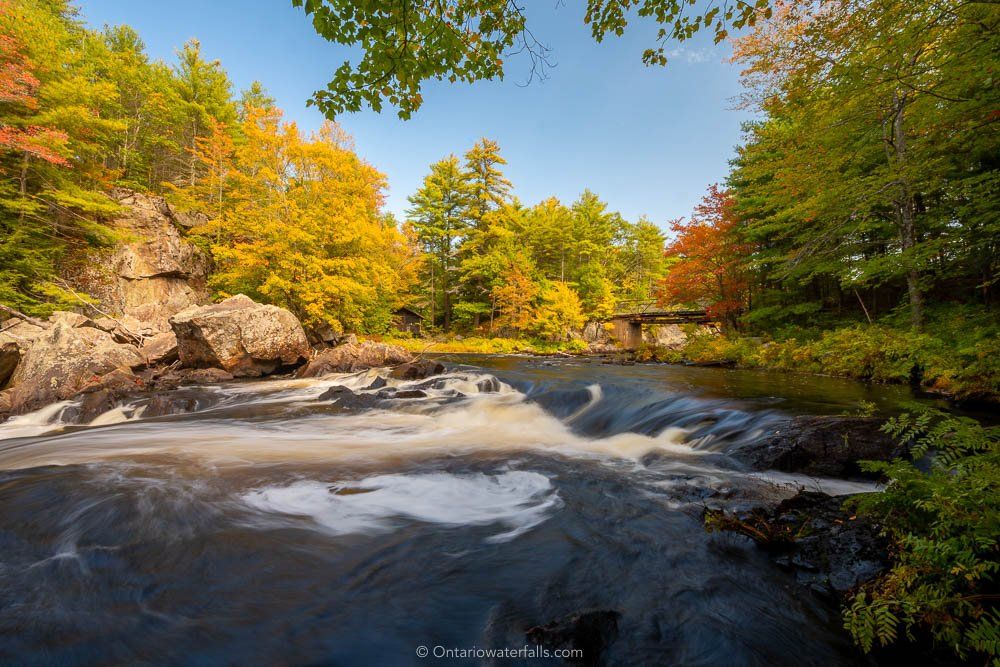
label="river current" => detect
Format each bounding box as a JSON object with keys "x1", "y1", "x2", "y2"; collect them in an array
[{"x1": 0, "y1": 356, "x2": 918, "y2": 666}]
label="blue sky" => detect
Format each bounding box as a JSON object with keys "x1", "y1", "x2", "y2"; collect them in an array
[{"x1": 78, "y1": 0, "x2": 750, "y2": 228}]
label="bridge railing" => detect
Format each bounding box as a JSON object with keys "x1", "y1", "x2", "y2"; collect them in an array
[
  {"x1": 607, "y1": 300, "x2": 710, "y2": 322},
  {"x1": 611, "y1": 299, "x2": 659, "y2": 316}
]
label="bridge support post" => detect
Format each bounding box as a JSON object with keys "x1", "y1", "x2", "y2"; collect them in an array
[{"x1": 612, "y1": 318, "x2": 643, "y2": 350}]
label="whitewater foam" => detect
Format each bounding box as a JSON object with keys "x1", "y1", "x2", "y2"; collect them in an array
[{"x1": 241, "y1": 470, "x2": 561, "y2": 542}]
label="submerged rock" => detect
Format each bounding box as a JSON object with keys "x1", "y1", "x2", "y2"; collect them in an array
[
  {"x1": 731, "y1": 415, "x2": 903, "y2": 478},
  {"x1": 317, "y1": 385, "x2": 381, "y2": 410},
  {"x1": 388, "y1": 360, "x2": 445, "y2": 380},
  {"x1": 385, "y1": 389, "x2": 427, "y2": 399},
  {"x1": 297, "y1": 341, "x2": 412, "y2": 377},
  {"x1": 365, "y1": 376, "x2": 388, "y2": 390},
  {"x1": 707, "y1": 491, "x2": 888, "y2": 595},
  {"x1": 170, "y1": 294, "x2": 310, "y2": 377},
  {"x1": 772, "y1": 492, "x2": 888, "y2": 593},
  {"x1": 142, "y1": 390, "x2": 217, "y2": 418},
  {"x1": 526, "y1": 610, "x2": 621, "y2": 666},
  {"x1": 139, "y1": 366, "x2": 236, "y2": 392}
]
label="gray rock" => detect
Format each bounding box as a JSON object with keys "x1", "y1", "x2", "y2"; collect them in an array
[
  {"x1": 297, "y1": 341, "x2": 412, "y2": 378},
  {"x1": 60, "y1": 189, "x2": 212, "y2": 333},
  {"x1": 47, "y1": 311, "x2": 95, "y2": 329},
  {"x1": 0, "y1": 319, "x2": 47, "y2": 388},
  {"x1": 731, "y1": 416, "x2": 903, "y2": 478},
  {"x1": 0, "y1": 322, "x2": 144, "y2": 416},
  {"x1": 759, "y1": 491, "x2": 888, "y2": 594},
  {"x1": 317, "y1": 385, "x2": 381, "y2": 410},
  {"x1": 385, "y1": 389, "x2": 427, "y2": 399},
  {"x1": 140, "y1": 331, "x2": 179, "y2": 366},
  {"x1": 170, "y1": 295, "x2": 310, "y2": 377}
]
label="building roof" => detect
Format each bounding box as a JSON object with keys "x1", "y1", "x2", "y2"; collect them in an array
[{"x1": 393, "y1": 306, "x2": 425, "y2": 319}]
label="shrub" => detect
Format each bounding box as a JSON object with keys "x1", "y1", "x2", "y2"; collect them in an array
[{"x1": 844, "y1": 410, "x2": 1000, "y2": 662}]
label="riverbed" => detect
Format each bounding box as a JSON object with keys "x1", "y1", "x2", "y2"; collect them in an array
[{"x1": 0, "y1": 356, "x2": 922, "y2": 665}]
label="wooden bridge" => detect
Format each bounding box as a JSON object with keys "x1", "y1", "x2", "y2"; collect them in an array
[{"x1": 606, "y1": 300, "x2": 711, "y2": 349}]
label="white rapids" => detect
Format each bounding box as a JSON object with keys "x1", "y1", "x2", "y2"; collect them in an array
[{"x1": 241, "y1": 470, "x2": 562, "y2": 543}]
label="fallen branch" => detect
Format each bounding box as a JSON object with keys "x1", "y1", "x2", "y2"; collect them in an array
[
  {"x1": 854, "y1": 289, "x2": 873, "y2": 324},
  {"x1": 0, "y1": 303, "x2": 46, "y2": 328},
  {"x1": 409, "y1": 340, "x2": 439, "y2": 362},
  {"x1": 51, "y1": 278, "x2": 148, "y2": 345}
]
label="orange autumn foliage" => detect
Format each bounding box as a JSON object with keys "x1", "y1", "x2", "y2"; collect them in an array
[
  {"x1": 0, "y1": 31, "x2": 68, "y2": 166},
  {"x1": 658, "y1": 185, "x2": 750, "y2": 326}
]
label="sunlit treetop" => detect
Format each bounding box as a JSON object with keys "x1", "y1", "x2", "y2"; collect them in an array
[{"x1": 292, "y1": 0, "x2": 769, "y2": 119}]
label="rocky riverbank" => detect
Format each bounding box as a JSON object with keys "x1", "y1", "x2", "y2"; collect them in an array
[
  {"x1": 0, "y1": 294, "x2": 426, "y2": 424},
  {"x1": 0, "y1": 189, "x2": 431, "y2": 424}
]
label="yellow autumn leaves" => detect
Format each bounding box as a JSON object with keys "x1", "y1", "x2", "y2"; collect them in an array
[{"x1": 178, "y1": 108, "x2": 416, "y2": 334}]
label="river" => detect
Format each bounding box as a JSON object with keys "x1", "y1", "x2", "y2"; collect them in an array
[{"x1": 0, "y1": 356, "x2": 926, "y2": 665}]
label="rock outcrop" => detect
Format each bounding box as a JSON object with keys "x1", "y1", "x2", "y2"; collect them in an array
[
  {"x1": 643, "y1": 323, "x2": 688, "y2": 349},
  {"x1": 0, "y1": 318, "x2": 145, "y2": 415},
  {"x1": 296, "y1": 341, "x2": 413, "y2": 377},
  {"x1": 61, "y1": 188, "x2": 211, "y2": 332},
  {"x1": 731, "y1": 415, "x2": 903, "y2": 478},
  {"x1": 170, "y1": 295, "x2": 310, "y2": 377},
  {"x1": 0, "y1": 319, "x2": 47, "y2": 387},
  {"x1": 140, "y1": 331, "x2": 179, "y2": 366}
]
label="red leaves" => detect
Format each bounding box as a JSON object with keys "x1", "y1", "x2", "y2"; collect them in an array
[
  {"x1": 658, "y1": 185, "x2": 750, "y2": 322},
  {"x1": 0, "y1": 29, "x2": 69, "y2": 165},
  {"x1": 0, "y1": 33, "x2": 40, "y2": 107},
  {"x1": 0, "y1": 125, "x2": 70, "y2": 165}
]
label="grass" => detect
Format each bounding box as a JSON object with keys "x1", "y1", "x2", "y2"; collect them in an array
[{"x1": 367, "y1": 334, "x2": 589, "y2": 355}]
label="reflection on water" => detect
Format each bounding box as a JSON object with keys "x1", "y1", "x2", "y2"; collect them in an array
[{"x1": 0, "y1": 357, "x2": 910, "y2": 665}]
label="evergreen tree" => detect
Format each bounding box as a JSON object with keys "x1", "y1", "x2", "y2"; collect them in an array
[{"x1": 405, "y1": 155, "x2": 472, "y2": 330}]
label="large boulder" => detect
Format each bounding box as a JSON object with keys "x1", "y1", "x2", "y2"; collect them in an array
[
  {"x1": 0, "y1": 319, "x2": 47, "y2": 388},
  {"x1": 731, "y1": 416, "x2": 904, "y2": 478},
  {"x1": 0, "y1": 321, "x2": 144, "y2": 415},
  {"x1": 169, "y1": 295, "x2": 310, "y2": 377},
  {"x1": 297, "y1": 341, "x2": 413, "y2": 378},
  {"x1": 59, "y1": 189, "x2": 212, "y2": 332},
  {"x1": 140, "y1": 331, "x2": 179, "y2": 366}
]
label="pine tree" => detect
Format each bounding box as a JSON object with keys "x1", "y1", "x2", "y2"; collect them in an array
[{"x1": 405, "y1": 155, "x2": 472, "y2": 330}]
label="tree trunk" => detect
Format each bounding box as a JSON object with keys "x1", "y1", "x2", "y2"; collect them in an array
[
  {"x1": 429, "y1": 262, "x2": 436, "y2": 328},
  {"x1": 890, "y1": 92, "x2": 924, "y2": 330}
]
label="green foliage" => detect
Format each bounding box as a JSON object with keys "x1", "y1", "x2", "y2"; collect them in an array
[
  {"x1": 844, "y1": 410, "x2": 1000, "y2": 662},
  {"x1": 633, "y1": 342, "x2": 682, "y2": 363},
  {"x1": 729, "y1": 0, "x2": 1000, "y2": 331},
  {"x1": 181, "y1": 110, "x2": 415, "y2": 333},
  {"x1": 293, "y1": 0, "x2": 760, "y2": 119},
  {"x1": 404, "y1": 139, "x2": 670, "y2": 339},
  {"x1": 0, "y1": 0, "x2": 254, "y2": 314},
  {"x1": 532, "y1": 280, "x2": 585, "y2": 341},
  {"x1": 676, "y1": 310, "x2": 1000, "y2": 400}
]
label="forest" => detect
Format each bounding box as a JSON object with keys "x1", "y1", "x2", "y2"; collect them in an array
[
  {"x1": 1, "y1": 0, "x2": 999, "y2": 663},
  {"x1": 1, "y1": 0, "x2": 997, "y2": 393},
  {"x1": 0, "y1": 0, "x2": 668, "y2": 341}
]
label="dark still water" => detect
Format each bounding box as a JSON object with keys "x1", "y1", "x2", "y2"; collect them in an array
[{"x1": 0, "y1": 357, "x2": 922, "y2": 666}]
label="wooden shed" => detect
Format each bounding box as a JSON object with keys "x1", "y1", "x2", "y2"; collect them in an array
[{"x1": 392, "y1": 306, "x2": 424, "y2": 335}]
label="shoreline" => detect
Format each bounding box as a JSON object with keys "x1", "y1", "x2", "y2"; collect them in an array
[{"x1": 375, "y1": 335, "x2": 1000, "y2": 407}]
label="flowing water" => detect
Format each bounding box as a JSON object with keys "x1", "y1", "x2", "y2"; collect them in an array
[{"x1": 0, "y1": 356, "x2": 928, "y2": 666}]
